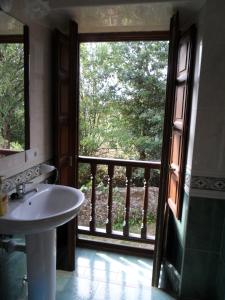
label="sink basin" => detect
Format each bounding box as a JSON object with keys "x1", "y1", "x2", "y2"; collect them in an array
[
  {"x1": 0, "y1": 184, "x2": 84, "y2": 234},
  {"x1": 0, "y1": 183, "x2": 85, "y2": 300}
]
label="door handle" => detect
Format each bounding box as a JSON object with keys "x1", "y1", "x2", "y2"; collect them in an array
[{"x1": 169, "y1": 165, "x2": 176, "y2": 172}]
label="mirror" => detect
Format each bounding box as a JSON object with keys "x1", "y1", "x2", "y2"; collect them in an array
[{"x1": 0, "y1": 11, "x2": 29, "y2": 158}]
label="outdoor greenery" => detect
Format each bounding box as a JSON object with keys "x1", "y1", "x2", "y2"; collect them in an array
[
  {"x1": 79, "y1": 41, "x2": 168, "y2": 233},
  {"x1": 80, "y1": 41, "x2": 168, "y2": 160},
  {"x1": 0, "y1": 43, "x2": 24, "y2": 150}
]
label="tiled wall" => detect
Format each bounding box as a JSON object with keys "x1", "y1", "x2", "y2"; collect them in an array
[
  {"x1": 216, "y1": 222, "x2": 225, "y2": 300},
  {"x1": 180, "y1": 196, "x2": 225, "y2": 300},
  {"x1": 2, "y1": 165, "x2": 40, "y2": 193},
  {"x1": 165, "y1": 185, "x2": 225, "y2": 300},
  {"x1": 1, "y1": 163, "x2": 56, "y2": 194},
  {"x1": 164, "y1": 1, "x2": 225, "y2": 299},
  {"x1": 166, "y1": 192, "x2": 190, "y2": 273}
]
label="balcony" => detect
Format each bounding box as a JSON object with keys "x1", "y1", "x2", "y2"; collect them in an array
[{"x1": 77, "y1": 156, "x2": 161, "y2": 257}]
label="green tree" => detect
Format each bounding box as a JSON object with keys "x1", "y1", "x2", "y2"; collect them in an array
[
  {"x1": 0, "y1": 43, "x2": 24, "y2": 150},
  {"x1": 79, "y1": 41, "x2": 168, "y2": 160},
  {"x1": 80, "y1": 43, "x2": 119, "y2": 156},
  {"x1": 111, "y1": 41, "x2": 168, "y2": 160}
]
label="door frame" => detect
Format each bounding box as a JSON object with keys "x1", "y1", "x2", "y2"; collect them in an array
[{"x1": 76, "y1": 31, "x2": 170, "y2": 254}]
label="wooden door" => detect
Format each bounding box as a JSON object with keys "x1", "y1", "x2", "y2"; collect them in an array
[
  {"x1": 167, "y1": 26, "x2": 196, "y2": 218},
  {"x1": 152, "y1": 14, "x2": 196, "y2": 286},
  {"x1": 152, "y1": 12, "x2": 180, "y2": 287},
  {"x1": 53, "y1": 21, "x2": 79, "y2": 271}
]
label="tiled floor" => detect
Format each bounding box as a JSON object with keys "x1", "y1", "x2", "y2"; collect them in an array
[
  {"x1": 56, "y1": 248, "x2": 175, "y2": 300},
  {"x1": 0, "y1": 245, "x2": 176, "y2": 300}
]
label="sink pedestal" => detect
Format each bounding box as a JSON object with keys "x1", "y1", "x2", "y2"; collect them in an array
[{"x1": 26, "y1": 229, "x2": 56, "y2": 300}]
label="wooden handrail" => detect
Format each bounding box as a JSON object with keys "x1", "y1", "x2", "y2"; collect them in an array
[{"x1": 78, "y1": 155, "x2": 161, "y2": 169}]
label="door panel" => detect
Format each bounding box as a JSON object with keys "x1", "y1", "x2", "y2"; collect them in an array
[
  {"x1": 173, "y1": 84, "x2": 186, "y2": 129},
  {"x1": 177, "y1": 36, "x2": 191, "y2": 80},
  {"x1": 59, "y1": 166, "x2": 70, "y2": 185},
  {"x1": 170, "y1": 131, "x2": 182, "y2": 169},
  {"x1": 167, "y1": 26, "x2": 196, "y2": 218},
  {"x1": 59, "y1": 82, "x2": 69, "y2": 114},
  {"x1": 168, "y1": 173, "x2": 179, "y2": 207},
  {"x1": 59, "y1": 126, "x2": 69, "y2": 155},
  {"x1": 177, "y1": 41, "x2": 188, "y2": 73},
  {"x1": 60, "y1": 43, "x2": 69, "y2": 72},
  {"x1": 152, "y1": 12, "x2": 196, "y2": 286},
  {"x1": 53, "y1": 21, "x2": 79, "y2": 271}
]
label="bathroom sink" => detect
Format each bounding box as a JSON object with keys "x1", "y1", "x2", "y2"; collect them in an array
[
  {"x1": 0, "y1": 184, "x2": 84, "y2": 234},
  {"x1": 0, "y1": 183, "x2": 85, "y2": 300}
]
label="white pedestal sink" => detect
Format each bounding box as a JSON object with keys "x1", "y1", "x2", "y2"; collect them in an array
[{"x1": 0, "y1": 184, "x2": 85, "y2": 300}]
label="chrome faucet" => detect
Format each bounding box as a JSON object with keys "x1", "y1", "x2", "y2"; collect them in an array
[{"x1": 16, "y1": 182, "x2": 38, "y2": 199}]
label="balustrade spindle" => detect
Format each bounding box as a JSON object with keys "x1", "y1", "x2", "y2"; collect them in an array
[
  {"x1": 141, "y1": 168, "x2": 150, "y2": 239},
  {"x1": 123, "y1": 165, "x2": 132, "y2": 237},
  {"x1": 78, "y1": 156, "x2": 160, "y2": 245},
  {"x1": 106, "y1": 164, "x2": 114, "y2": 235},
  {"x1": 90, "y1": 163, "x2": 97, "y2": 232}
]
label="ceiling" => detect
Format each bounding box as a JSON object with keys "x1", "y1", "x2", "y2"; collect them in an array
[
  {"x1": 0, "y1": 11, "x2": 23, "y2": 35},
  {"x1": 51, "y1": 3, "x2": 174, "y2": 32},
  {"x1": 8, "y1": 0, "x2": 205, "y2": 33}
]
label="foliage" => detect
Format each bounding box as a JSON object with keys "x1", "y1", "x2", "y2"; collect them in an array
[
  {"x1": 80, "y1": 41, "x2": 168, "y2": 160},
  {"x1": 112, "y1": 188, "x2": 156, "y2": 231},
  {"x1": 0, "y1": 43, "x2": 24, "y2": 150},
  {"x1": 79, "y1": 42, "x2": 166, "y2": 232}
]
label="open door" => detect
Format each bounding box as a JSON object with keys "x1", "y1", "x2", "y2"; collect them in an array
[
  {"x1": 53, "y1": 21, "x2": 79, "y2": 271},
  {"x1": 152, "y1": 13, "x2": 196, "y2": 286},
  {"x1": 167, "y1": 26, "x2": 196, "y2": 218}
]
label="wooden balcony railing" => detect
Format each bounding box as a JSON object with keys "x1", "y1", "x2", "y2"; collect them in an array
[
  {"x1": 0, "y1": 149, "x2": 20, "y2": 157},
  {"x1": 77, "y1": 156, "x2": 161, "y2": 246}
]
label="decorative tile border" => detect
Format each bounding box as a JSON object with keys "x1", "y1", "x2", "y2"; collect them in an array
[
  {"x1": 184, "y1": 167, "x2": 225, "y2": 193},
  {"x1": 191, "y1": 176, "x2": 225, "y2": 192},
  {"x1": 183, "y1": 168, "x2": 225, "y2": 199},
  {"x1": 2, "y1": 165, "x2": 41, "y2": 193},
  {"x1": 184, "y1": 169, "x2": 225, "y2": 199}
]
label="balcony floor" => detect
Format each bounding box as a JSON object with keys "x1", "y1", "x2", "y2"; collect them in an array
[{"x1": 0, "y1": 244, "x2": 176, "y2": 300}]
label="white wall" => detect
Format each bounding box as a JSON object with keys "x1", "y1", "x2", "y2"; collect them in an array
[
  {"x1": 29, "y1": 22, "x2": 52, "y2": 163},
  {"x1": 185, "y1": 8, "x2": 204, "y2": 175},
  {"x1": 191, "y1": 0, "x2": 225, "y2": 180}
]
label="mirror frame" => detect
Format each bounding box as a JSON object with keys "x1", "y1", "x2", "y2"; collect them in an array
[
  {"x1": 0, "y1": 25, "x2": 30, "y2": 154},
  {"x1": 24, "y1": 25, "x2": 30, "y2": 150}
]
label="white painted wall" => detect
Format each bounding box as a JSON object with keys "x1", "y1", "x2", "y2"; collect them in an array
[
  {"x1": 185, "y1": 7, "x2": 204, "y2": 174},
  {"x1": 190, "y1": 0, "x2": 225, "y2": 179},
  {"x1": 29, "y1": 22, "x2": 52, "y2": 163}
]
